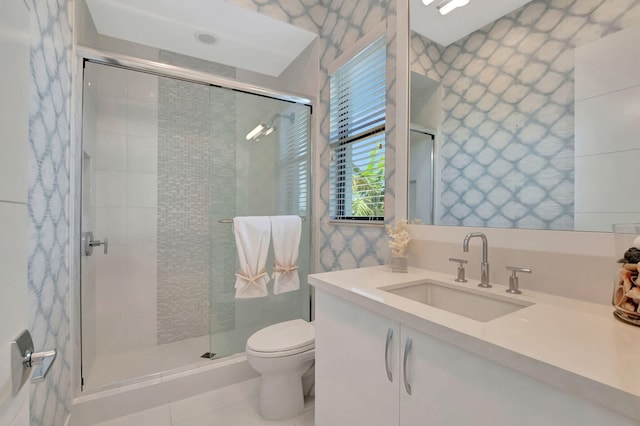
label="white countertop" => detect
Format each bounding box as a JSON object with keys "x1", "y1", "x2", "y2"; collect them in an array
[{"x1": 309, "y1": 266, "x2": 640, "y2": 421}]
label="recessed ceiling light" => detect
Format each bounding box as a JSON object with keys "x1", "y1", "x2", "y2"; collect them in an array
[{"x1": 195, "y1": 31, "x2": 218, "y2": 45}]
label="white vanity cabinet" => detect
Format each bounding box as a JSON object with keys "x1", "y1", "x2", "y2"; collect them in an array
[
  {"x1": 315, "y1": 289, "x2": 400, "y2": 426},
  {"x1": 315, "y1": 288, "x2": 639, "y2": 426}
]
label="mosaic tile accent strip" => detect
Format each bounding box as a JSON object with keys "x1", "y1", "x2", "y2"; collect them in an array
[
  {"x1": 208, "y1": 87, "x2": 238, "y2": 335},
  {"x1": 27, "y1": 0, "x2": 73, "y2": 424},
  {"x1": 410, "y1": 0, "x2": 640, "y2": 230},
  {"x1": 157, "y1": 52, "x2": 237, "y2": 343}
]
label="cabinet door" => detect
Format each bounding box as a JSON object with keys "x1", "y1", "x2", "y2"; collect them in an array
[
  {"x1": 315, "y1": 290, "x2": 400, "y2": 426},
  {"x1": 399, "y1": 324, "x2": 637, "y2": 426}
]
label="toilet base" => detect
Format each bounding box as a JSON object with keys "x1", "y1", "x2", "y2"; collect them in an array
[{"x1": 257, "y1": 371, "x2": 306, "y2": 421}]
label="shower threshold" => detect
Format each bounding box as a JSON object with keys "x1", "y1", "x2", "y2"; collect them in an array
[{"x1": 85, "y1": 334, "x2": 214, "y2": 392}]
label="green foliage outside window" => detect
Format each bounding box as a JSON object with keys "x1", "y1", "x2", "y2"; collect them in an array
[{"x1": 351, "y1": 148, "x2": 384, "y2": 217}]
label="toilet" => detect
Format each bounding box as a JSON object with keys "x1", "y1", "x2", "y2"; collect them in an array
[{"x1": 246, "y1": 319, "x2": 315, "y2": 421}]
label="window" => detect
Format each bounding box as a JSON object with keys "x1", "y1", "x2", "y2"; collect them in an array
[{"x1": 329, "y1": 35, "x2": 386, "y2": 222}]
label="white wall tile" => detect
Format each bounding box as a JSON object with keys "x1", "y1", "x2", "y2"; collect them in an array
[
  {"x1": 575, "y1": 149, "x2": 640, "y2": 213},
  {"x1": 126, "y1": 173, "x2": 157, "y2": 208},
  {"x1": 126, "y1": 308, "x2": 157, "y2": 350},
  {"x1": 96, "y1": 65, "x2": 128, "y2": 98},
  {"x1": 575, "y1": 85, "x2": 640, "y2": 157},
  {"x1": 95, "y1": 245, "x2": 128, "y2": 355},
  {"x1": 127, "y1": 101, "x2": 158, "y2": 138},
  {"x1": 95, "y1": 296, "x2": 127, "y2": 356},
  {"x1": 96, "y1": 132, "x2": 127, "y2": 171},
  {"x1": 97, "y1": 97, "x2": 128, "y2": 135},
  {"x1": 121, "y1": 241, "x2": 157, "y2": 351},
  {"x1": 124, "y1": 244, "x2": 157, "y2": 305},
  {"x1": 575, "y1": 25, "x2": 640, "y2": 101},
  {"x1": 95, "y1": 207, "x2": 126, "y2": 245},
  {"x1": 95, "y1": 171, "x2": 126, "y2": 208},
  {"x1": 94, "y1": 245, "x2": 128, "y2": 296},
  {"x1": 124, "y1": 243, "x2": 157, "y2": 287},
  {"x1": 126, "y1": 208, "x2": 157, "y2": 243},
  {"x1": 127, "y1": 71, "x2": 158, "y2": 103},
  {"x1": 81, "y1": 251, "x2": 97, "y2": 379},
  {"x1": 127, "y1": 136, "x2": 158, "y2": 173}
]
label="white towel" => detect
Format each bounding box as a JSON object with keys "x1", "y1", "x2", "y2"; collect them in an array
[
  {"x1": 233, "y1": 216, "x2": 271, "y2": 299},
  {"x1": 270, "y1": 215, "x2": 302, "y2": 295}
]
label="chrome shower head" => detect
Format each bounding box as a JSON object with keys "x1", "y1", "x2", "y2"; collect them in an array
[{"x1": 245, "y1": 112, "x2": 295, "y2": 141}]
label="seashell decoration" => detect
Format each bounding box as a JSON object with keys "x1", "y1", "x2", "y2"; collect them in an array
[{"x1": 613, "y1": 247, "x2": 640, "y2": 319}]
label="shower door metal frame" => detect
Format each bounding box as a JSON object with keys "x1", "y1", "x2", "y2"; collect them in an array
[
  {"x1": 78, "y1": 46, "x2": 313, "y2": 105},
  {"x1": 70, "y1": 46, "x2": 316, "y2": 395}
]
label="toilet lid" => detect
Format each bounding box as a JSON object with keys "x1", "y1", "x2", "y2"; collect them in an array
[{"x1": 247, "y1": 319, "x2": 315, "y2": 353}]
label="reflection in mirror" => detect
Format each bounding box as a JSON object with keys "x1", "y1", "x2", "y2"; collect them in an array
[
  {"x1": 409, "y1": 126, "x2": 435, "y2": 224},
  {"x1": 408, "y1": 0, "x2": 640, "y2": 232}
]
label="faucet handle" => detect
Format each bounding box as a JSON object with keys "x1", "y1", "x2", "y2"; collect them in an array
[
  {"x1": 449, "y1": 258, "x2": 468, "y2": 283},
  {"x1": 506, "y1": 266, "x2": 532, "y2": 294}
]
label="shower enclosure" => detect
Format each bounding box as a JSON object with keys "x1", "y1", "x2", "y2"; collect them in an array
[{"x1": 79, "y1": 59, "x2": 311, "y2": 392}]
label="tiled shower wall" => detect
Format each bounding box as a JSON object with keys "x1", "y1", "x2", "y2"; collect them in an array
[
  {"x1": 157, "y1": 52, "x2": 238, "y2": 343},
  {"x1": 410, "y1": 0, "x2": 639, "y2": 230},
  {"x1": 89, "y1": 64, "x2": 159, "y2": 356}
]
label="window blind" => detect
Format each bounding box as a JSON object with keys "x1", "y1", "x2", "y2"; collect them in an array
[
  {"x1": 278, "y1": 105, "x2": 310, "y2": 215},
  {"x1": 329, "y1": 35, "x2": 386, "y2": 221}
]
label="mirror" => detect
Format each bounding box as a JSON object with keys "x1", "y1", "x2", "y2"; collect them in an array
[{"x1": 408, "y1": 0, "x2": 640, "y2": 232}]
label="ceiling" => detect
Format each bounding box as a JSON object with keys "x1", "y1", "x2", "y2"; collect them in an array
[
  {"x1": 85, "y1": 0, "x2": 318, "y2": 77},
  {"x1": 410, "y1": 0, "x2": 533, "y2": 46},
  {"x1": 86, "y1": 0, "x2": 532, "y2": 75}
]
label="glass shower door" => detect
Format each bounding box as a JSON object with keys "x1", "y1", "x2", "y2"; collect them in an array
[
  {"x1": 80, "y1": 60, "x2": 312, "y2": 393},
  {"x1": 206, "y1": 88, "x2": 311, "y2": 359},
  {"x1": 80, "y1": 61, "x2": 167, "y2": 391}
]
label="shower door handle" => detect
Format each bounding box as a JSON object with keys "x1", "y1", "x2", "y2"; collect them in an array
[{"x1": 84, "y1": 231, "x2": 109, "y2": 256}]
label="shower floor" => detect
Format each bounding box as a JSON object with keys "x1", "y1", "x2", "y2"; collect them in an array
[{"x1": 85, "y1": 327, "x2": 260, "y2": 392}]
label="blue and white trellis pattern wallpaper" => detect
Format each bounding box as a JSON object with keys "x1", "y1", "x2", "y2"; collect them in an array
[
  {"x1": 28, "y1": 0, "x2": 73, "y2": 424},
  {"x1": 411, "y1": 0, "x2": 640, "y2": 230}
]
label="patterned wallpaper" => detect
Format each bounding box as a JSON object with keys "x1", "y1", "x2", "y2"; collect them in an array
[
  {"x1": 410, "y1": 0, "x2": 640, "y2": 230},
  {"x1": 232, "y1": 0, "x2": 399, "y2": 271},
  {"x1": 317, "y1": 0, "x2": 397, "y2": 271},
  {"x1": 27, "y1": 0, "x2": 73, "y2": 424}
]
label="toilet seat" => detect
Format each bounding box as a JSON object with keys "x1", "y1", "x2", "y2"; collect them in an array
[{"x1": 247, "y1": 319, "x2": 314, "y2": 357}]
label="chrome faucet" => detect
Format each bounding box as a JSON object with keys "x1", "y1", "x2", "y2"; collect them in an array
[{"x1": 462, "y1": 232, "x2": 491, "y2": 288}]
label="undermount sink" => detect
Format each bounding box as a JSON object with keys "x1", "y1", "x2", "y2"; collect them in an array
[{"x1": 381, "y1": 280, "x2": 534, "y2": 322}]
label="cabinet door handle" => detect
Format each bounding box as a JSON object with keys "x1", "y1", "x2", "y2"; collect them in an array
[
  {"x1": 384, "y1": 328, "x2": 393, "y2": 382},
  {"x1": 403, "y1": 337, "x2": 412, "y2": 395}
]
